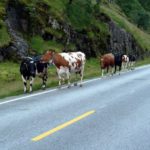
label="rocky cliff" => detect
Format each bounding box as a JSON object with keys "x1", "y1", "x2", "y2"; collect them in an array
[{"x1": 0, "y1": 0, "x2": 147, "y2": 61}]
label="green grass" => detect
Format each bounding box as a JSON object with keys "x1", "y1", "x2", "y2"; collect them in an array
[
  {"x1": 66, "y1": 0, "x2": 93, "y2": 30},
  {"x1": 0, "y1": 58, "x2": 100, "y2": 99},
  {"x1": 101, "y1": 4, "x2": 150, "y2": 51},
  {"x1": 0, "y1": 20, "x2": 11, "y2": 47},
  {"x1": 29, "y1": 36, "x2": 64, "y2": 53},
  {"x1": 136, "y1": 57, "x2": 150, "y2": 66},
  {"x1": 0, "y1": 57, "x2": 149, "y2": 99}
]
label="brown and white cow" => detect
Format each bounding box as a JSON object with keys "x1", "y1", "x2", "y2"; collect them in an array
[
  {"x1": 41, "y1": 50, "x2": 86, "y2": 88},
  {"x1": 100, "y1": 53, "x2": 115, "y2": 77},
  {"x1": 122, "y1": 54, "x2": 129, "y2": 70}
]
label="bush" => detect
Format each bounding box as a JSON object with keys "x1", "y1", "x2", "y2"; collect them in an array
[{"x1": 66, "y1": 0, "x2": 93, "y2": 30}]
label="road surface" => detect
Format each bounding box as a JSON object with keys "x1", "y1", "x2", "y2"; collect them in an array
[{"x1": 0, "y1": 65, "x2": 150, "y2": 150}]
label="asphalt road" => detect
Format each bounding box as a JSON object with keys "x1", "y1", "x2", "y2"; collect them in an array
[{"x1": 0, "y1": 65, "x2": 150, "y2": 150}]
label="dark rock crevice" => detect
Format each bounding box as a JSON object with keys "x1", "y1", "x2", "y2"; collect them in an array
[{"x1": 0, "y1": 1, "x2": 29, "y2": 61}]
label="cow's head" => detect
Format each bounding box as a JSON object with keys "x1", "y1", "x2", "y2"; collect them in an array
[
  {"x1": 122, "y1": 55, "x2": 128, "y2": 62},
  {"x1": 27, "y1": 60, "x2": 36, "y2": 77},
  {"x1": 41, "y1": 50, "x2": 55, "y2": 63},
  {"x1": 100, "y1": 57, "x2": 105, "y2": 69}
]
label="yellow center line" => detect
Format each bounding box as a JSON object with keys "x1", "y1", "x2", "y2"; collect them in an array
[{"x1": 32, "y1": 110, "x2": 95, "y2": 142}]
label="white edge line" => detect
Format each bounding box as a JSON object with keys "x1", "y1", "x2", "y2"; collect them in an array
[
  {"x1": 0, "y1": 64, "x2": 150, "y2": 105},
  {"x1": 0, "y1": 77, "x2": 102, "y2": 105}
]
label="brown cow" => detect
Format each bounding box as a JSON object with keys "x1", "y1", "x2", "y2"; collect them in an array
[
  {"x1": 41, "y1": 50, "x2": 86, "y2": 88},
  {"x1": 100, "y1": 53, "x2": 115, "y2": 77}
]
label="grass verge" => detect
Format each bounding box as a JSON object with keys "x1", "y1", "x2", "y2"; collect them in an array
[{"x1": 0, "y1": 57, "x2": 150, "y2": 99}]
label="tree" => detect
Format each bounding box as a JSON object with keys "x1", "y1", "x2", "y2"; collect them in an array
[
  {"x1": 69, "y1": 0, "x2": 73, "y2": 4},
  {"x1": 137, "y1": 12, "x2": 150, "y2": 30}
]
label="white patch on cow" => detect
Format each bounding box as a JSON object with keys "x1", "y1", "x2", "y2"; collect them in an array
[
  {"x1": 30, "y1": 77, "x2": 35, "y2": 92},
  {"x1": 122, "y1": 55, "x2": 129, "y2": 70},
  {"x1": 21, "y1": 75, "x2": 26, "y2": 83},
  {"x1": 56, "y1": 52, "x2": 85, "y2": 87},
  {"x1": 21, "y1": 75, "x2": 27, "y2": 93},
  {"x1": 42, "y1": 84, "x2": 46, "y2": 88},
  {"x1": 101, "y1": 69, "x2": 104, "y2": 77}
]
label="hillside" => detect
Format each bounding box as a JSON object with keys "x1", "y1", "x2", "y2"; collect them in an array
[
  {"x1": 116, "y1": 0, "x2": 150, "y2": 31},
  {"x1": 0, "y1": 0, "x2": 150, "y2": 61}
]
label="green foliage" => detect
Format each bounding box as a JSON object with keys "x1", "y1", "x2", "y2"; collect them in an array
[
  {"x1": 137, "y1": 11, "x2": 150, "y2": 30},
  {"x1": 138, "y1": 0, "x2": 150, "y2": 12},
  {"x1": 44, "y1": 27, "x2": 65, "y2": 39},
  {"x1": 29, "y1": 36, "x2": 64, "y2": 53},
  {"x1": 101, "y1": 4, "x2": 150, "y2": 50},
  {"x1": 115, "y1": 0, "x2": 150, "y2": 31},
  {"x1": 0, "y1": 0, "x2": 7, "y2": 18},
  {"x1": 0, "y1": 20, "x2": 11, "y2": 47},
  {"x1": 66, "y1": 0, "x2": 93, "y2": 30},
  {"x1": 0, "y1": 62, "x2": 20, "y2": 82}
]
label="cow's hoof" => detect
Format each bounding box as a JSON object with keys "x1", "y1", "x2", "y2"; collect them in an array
[{"x1": 74, "y1": 83, "x2": 78, "y2": 86}]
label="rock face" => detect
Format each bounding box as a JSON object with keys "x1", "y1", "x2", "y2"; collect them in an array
[
  {"x1": 0, "y1": 1, "x2": 145, "y2": 61},
  {"x1": 0, "y1": 2, "x2": 28, "y2": 61},
  {"x1": 108, "y1": 21, "x2": 142, "y2": 57}
]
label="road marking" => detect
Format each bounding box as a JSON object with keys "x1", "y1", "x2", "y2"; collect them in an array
[
  {"x1": 0, "y1": 64, "x2": 150, "y2": 106},
  {"x1": 0, "y1": 77, "x2": 101, "y2": 105},
  {"x1": 32, "y1": 110, "x2": 95, "y2": 142}
]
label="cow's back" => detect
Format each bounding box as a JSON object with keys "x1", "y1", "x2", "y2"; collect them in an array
[{"x1": 101, "y1": 53, "x2": 114, "y2": 68}]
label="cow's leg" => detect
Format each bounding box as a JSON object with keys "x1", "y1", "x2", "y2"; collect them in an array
[
  {"x1": 106, "y1": 66, "x2": 109, "y2": 76},
  {"x1": 101, "y1": 68, "x2": 104, "y2": 77},
  {"x1": 114, "y1": 65, "x2": 117, "y2": 74},
  {"x1": 58, "y1": 76, "x2": 62, "y2": 88},
  {"x1": 128, "y1": 62, "x2": 131, "y2": 70},
  {"x1": 125, "y1": 62, "x2": 128, "y2": 70},
  {"x1": 74, "y1": 72, "x2": 79, "y2": 86},
  {"x1": 58, "y1": 73, "x2": 62, "y2": 88},
  {"x1": 42, "y1": 75, "x2": 46, "y2": 90},
  {"x1": 131, "y1": 61, "x2": 135, "y2": 70},
  {"x1": 66, "y1": 70, "x2": 71, "y2": 88},
  {"x1": 79, "y1": 73, "x2": 83, "y2": 87},
  {"x1": 126, "y1": 62, "x2": 129, "y2": 70},
  {"x1": 110, "y1": 66, "x2": 114, "y2": 76},
  {"x1": 80, "y1": 67, "x2": 85, "y2": 87},
  {"x1": 62, "y1": 77, "x2": 65, "y2": 85},
  {"x1": 30, "y1": 77, "x2": 34, "y2": 93},
  {"x1": 119, "y1": 65, "x2": 121, "y2": 75},
  {"x1": 122, "y1": 62, "x2": 125, "y2": 71},
  {"x1": 56, "y1": 69, "x2": 62, "y2": 88},
  {"x1": 21, "y1": 75, "x2": 27, "y2": 93}
]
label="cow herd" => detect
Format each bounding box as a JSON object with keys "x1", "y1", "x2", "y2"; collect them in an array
[
  {"x1": 100, "y1": 53, "x2": 136, "y2": 77},
  {"x1": 20, "y1": 50, "x2": 136, "y2": 93}
]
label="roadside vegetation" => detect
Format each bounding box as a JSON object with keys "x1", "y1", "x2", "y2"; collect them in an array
[
  {"x1": 101, "y1": 4, "x2": 150, "y2": 51},
  {"x1": 0, "y1": 57, "x2": 150, "y2": 99},
  {"x1": 0, "y1": 0, "x2": 150, "y2": 99}
]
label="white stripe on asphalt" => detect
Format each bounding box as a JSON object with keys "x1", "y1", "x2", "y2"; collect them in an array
[
  {"x1": 0, "y1": 77, "x2": 102, "y2": 106},
  {"x1": 0, "y1": 64, "x2": 150, "y2": 106}
]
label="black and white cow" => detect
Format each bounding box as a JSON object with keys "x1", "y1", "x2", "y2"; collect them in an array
[
  {"x1": 20, "y1": 57, "x2": 48, "y2": 93},
  {"x1": 114, "y1": 54, "x2": 123, "y2": 74},
  {"x1": 129, "y1": 54, "x2": 136, "y2": 70}
]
